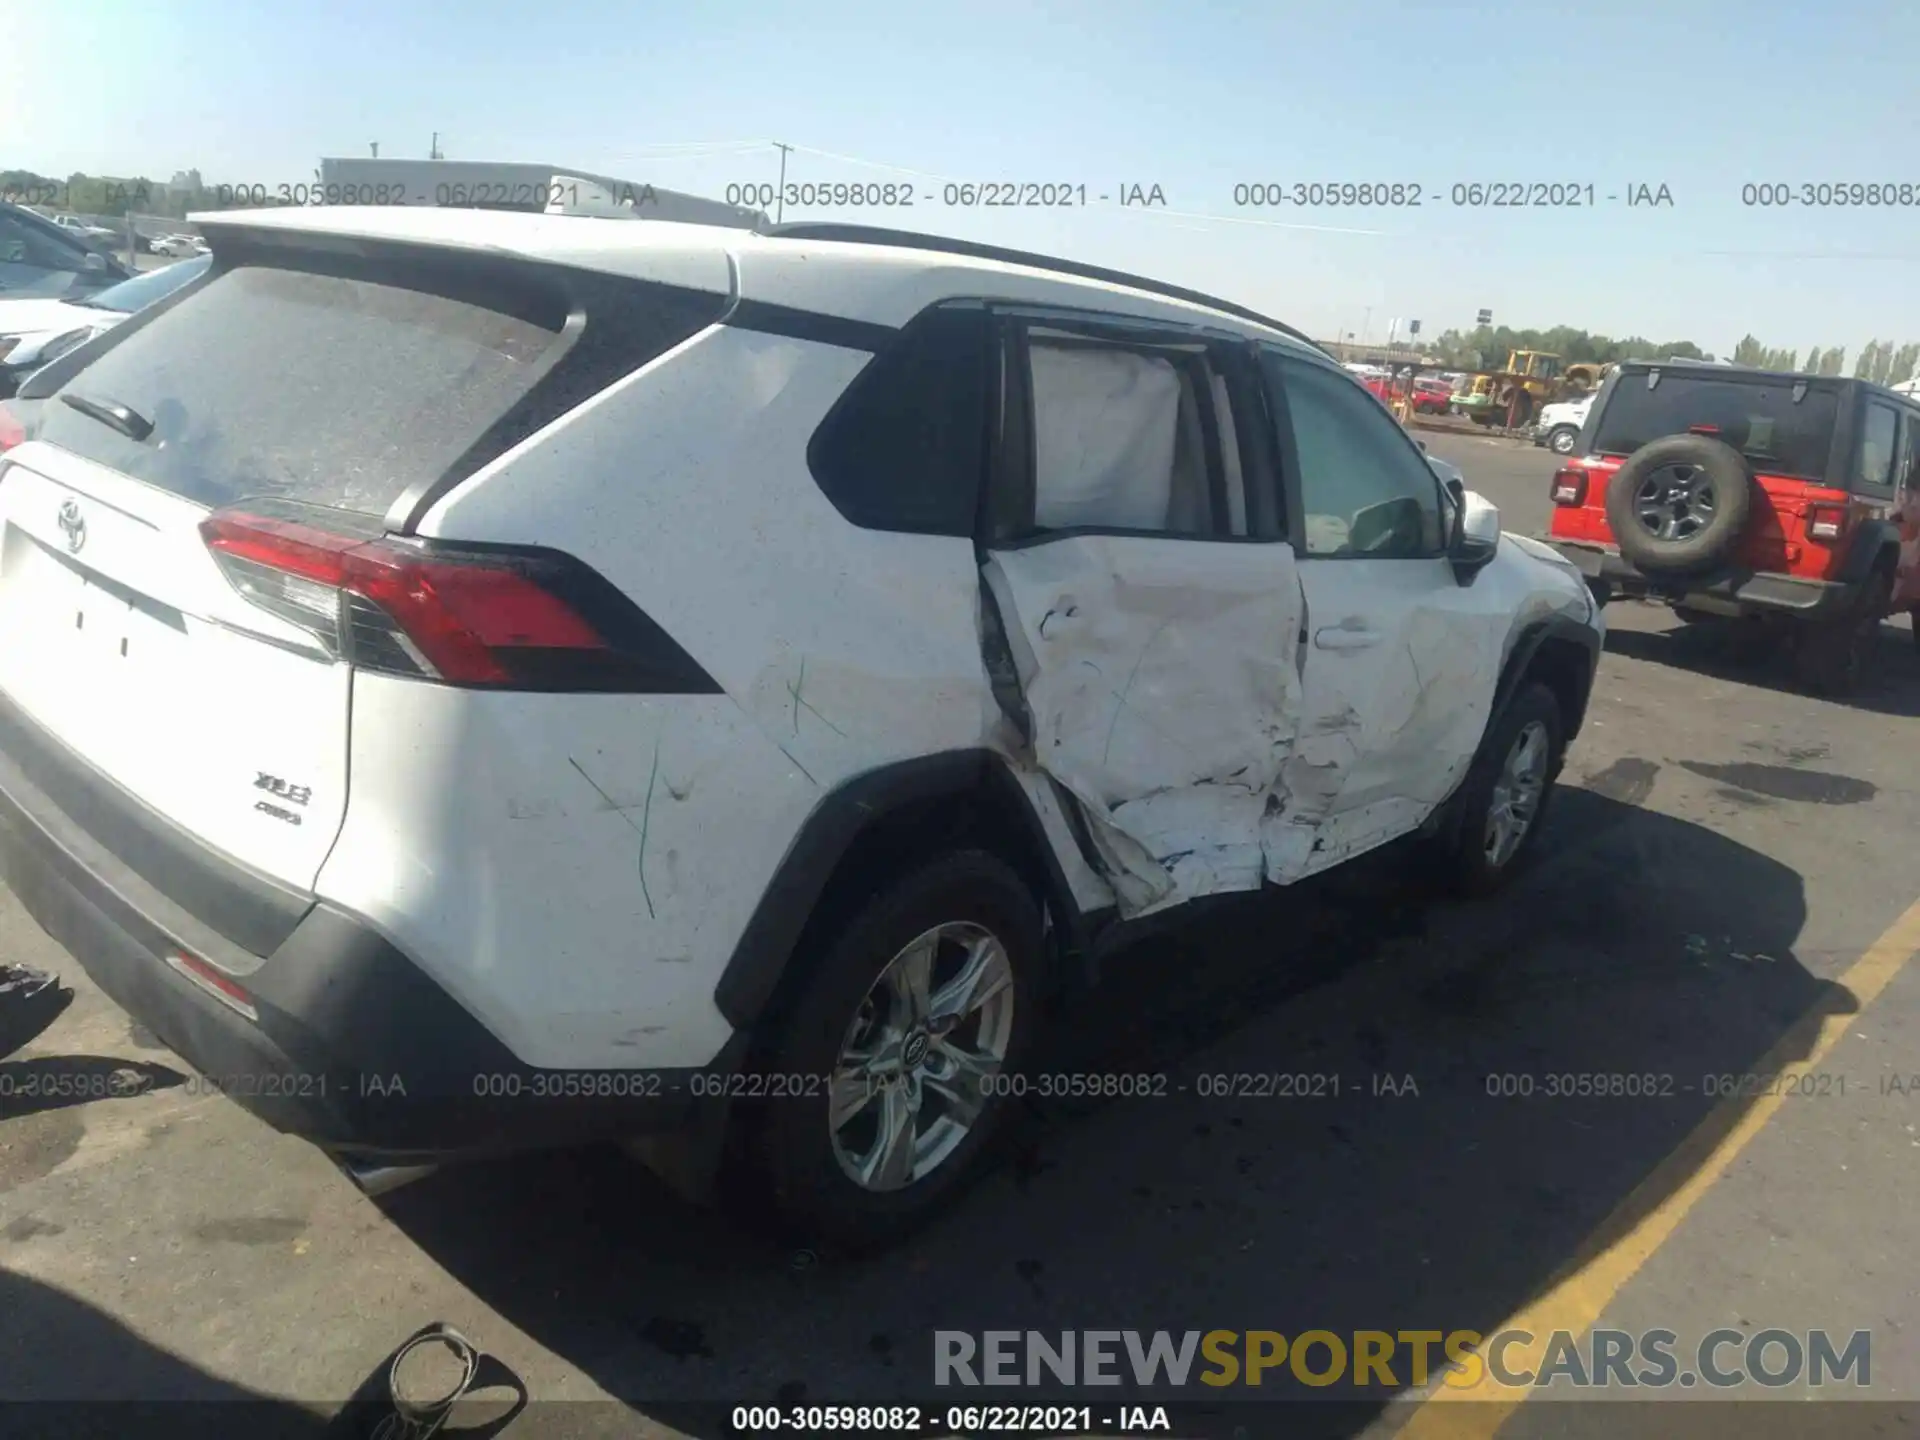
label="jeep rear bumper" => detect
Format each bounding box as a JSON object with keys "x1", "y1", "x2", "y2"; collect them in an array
[
  {"x1": 0, "y1": 688, "x2": 741, "y2": 1168},
  {"x1": 1539, "y1": 538, "x2": 1857, "y2": 618}
]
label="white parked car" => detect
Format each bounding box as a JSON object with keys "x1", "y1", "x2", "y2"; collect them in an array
[
  {"x1": 1533, "y1": 392, "x2": 1598, "y2": 455},
  {"x1": 152, "y1": 234, "x2": 206, "y2": 258},
  {"x1": 50, "y1": 214, "x2": 119, "y2": 244},
  {"x1": 0, "y1": 253, "x2": 211, "y2": 396},
  {"x1": 0, "y1": 210, "x2": 1601, "y2": 1248}
]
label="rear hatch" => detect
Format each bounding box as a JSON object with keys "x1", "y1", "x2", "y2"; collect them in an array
[
  {"x1": 1552, "y1": 367, "x2": 1845, "y2": 547},
  {"x1": 0, "y1": 252, "x2": 591, "y2": 899}
]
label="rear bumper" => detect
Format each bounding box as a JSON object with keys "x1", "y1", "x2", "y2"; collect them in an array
[
  {"x1": 0, "y1": 689, "x2": 742, "y2": 1166},
  {"x1": 1538, "y1": 537, "x2": 1857, "y2": 618}
]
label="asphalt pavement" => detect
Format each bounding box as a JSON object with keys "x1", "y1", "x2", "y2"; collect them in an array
[{"x1": 2, "y1": 432, "x2": 1916, "y2": 1438}]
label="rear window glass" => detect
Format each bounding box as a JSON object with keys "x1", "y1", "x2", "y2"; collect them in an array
[
  {"x1": 35, "y1": 265, "x2": 565, "y2": 514},
  {"x1": 1592, "y1": 373, "x2": 1838, "y2": 481}
]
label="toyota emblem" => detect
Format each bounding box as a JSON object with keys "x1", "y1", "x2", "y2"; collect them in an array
[{"x1": 56, "y1": 498, "x2": 86, "y2": 554}]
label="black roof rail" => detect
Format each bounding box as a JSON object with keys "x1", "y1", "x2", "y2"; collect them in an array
[{"x1": 757, "y1": 222, "x2": 1325, "y2": 353}]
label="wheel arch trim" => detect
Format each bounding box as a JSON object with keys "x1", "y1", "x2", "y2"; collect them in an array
[
  {"x1": 1492, "y1": 613, "x2": 1601, "y2": 746},
  {"x1": 1835, "y1": 519, "x2": 1902, "y2": 585},
  {"x1": 712, "y1": 750, "x2": 1090, "y2": 1032}
]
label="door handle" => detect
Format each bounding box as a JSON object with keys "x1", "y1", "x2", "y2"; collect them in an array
[{"x1": 1314, "y1": 625, "x2": 1384, "y2": 651}]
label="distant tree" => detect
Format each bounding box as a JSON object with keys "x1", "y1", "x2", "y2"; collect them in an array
[
  {"x1": 1855, "y1": 342, "x2": 1880, "y2": 379},
  {"x1": 1804, "y1": 347, "x2": 1825, "y2": 374},
  {"x1": 1889, "y1": 343, "x2": 1920, "y2": 386},
  {"x1": 1733, "y1": 334, "x2": 1766, "y2": 366},
  {"x1": 1873, "y1": 342, "x2": 1896, "y2": 386},
  {"x1": 1821, "y1": 347, "x2": 1846, "y2": 377}
]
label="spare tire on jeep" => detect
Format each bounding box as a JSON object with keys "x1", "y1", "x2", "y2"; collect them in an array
[{"x1": 1605, "y1": 434, "x2": 1752, "y2": 575}]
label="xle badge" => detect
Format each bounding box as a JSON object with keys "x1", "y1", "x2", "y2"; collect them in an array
[{"x1": 253, "y1": 771, "x2": 312, "y2": 826}]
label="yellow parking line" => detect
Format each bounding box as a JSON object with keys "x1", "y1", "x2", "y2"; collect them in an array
[{"x1": 1395, "y1": 893, "x2": 1920, "y2": 1440}]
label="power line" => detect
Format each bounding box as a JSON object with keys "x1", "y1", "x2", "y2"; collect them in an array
[{"x1": 772, "y1": 141, "x2": 793, "y2": 224}]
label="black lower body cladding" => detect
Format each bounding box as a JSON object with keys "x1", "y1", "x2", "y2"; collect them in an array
[{"x1": 0, "y1": 695, "x2": 743, "y2": 1163}]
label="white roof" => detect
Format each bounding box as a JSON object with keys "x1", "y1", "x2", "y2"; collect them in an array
[{"x1": 187, "y1": 205, "x2": 1318, "y2": 352}]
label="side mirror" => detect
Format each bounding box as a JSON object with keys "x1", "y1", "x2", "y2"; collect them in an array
[
  {"x1": 1451, "y1": 489, "x2": 1500, "y2": 583},
  {"x1": 1414, "y1": 437, "x2": 1428, "y2": 453},
  {"x1": 80, "y1": 251, "x2": 108, "y2": 274}
]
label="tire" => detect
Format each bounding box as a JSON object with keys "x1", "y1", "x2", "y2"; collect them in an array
[
  {"x1": 740, "y1": 850, "x2": 1044, "y2": 1253},
  {"x1": 1433, "y1": 682, "x2": 1565, "y2": 896},
  {"x1": 1793, "y1": 567, "x2": 1893, "y2": 697},
  {"x1": 1605, "y1": 434, "x2": 1751, "y2": 576},
  {"x1": 1547, "y1": 425, "x2": 1579, "y2": 456}
]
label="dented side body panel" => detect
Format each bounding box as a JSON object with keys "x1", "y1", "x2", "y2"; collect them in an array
[
  {"x1": 1266, "y1": 536, "x2": 1597, "y2": 884},
  {"x1": 983, "y1": 527, "x2": 1598, "y2": 912},
  {"x1": 982, "y1": 536, "x2": 1308, "y2": 917}
]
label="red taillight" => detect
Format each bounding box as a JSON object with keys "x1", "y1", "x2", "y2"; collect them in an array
[
  {"x1": 1805, "y1": 504, "x2": 1850, "y2": 543},
  {"x1": 1687, "y1": 423, "x2": 1721, "y2": 436},
  {"x1": 1551, "y1": 466, "x2": 1589, "y2": 506},
  {"x1": 0, "y1": 405, "x2": 25, "y2": 454},
  {"x1": 199, "y1": 510, "x2": 609, "y2": 685}
]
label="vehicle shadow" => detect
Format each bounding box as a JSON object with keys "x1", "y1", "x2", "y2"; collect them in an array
[
  {"x1": 376, "y1": 789, "x2": 1833, "y2": 1438},
  {"x1": 1602, "y1": 607, "x2": 1920, "y2": 719},
  {"x1": 0, "y1": 1266, "x2": 528, "y2": 1439},
  {"x1": 0, "y1": 1266, "x2": 329, "y2": 1436}
]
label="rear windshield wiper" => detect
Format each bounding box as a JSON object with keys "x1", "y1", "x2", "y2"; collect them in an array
[{"x1": 59, "y1": 392, "x2": 153, "y2": 442}]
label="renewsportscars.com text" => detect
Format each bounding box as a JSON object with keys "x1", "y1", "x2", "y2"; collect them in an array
[{"x1": 933, "y1": 1328, "x2": 1871, "y2": 1391}]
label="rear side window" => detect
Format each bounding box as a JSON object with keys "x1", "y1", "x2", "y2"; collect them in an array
[
  {"x1": 1593, "y1": 373, "x2": 1839, "y2": 481},
  {"x1": 1857, "y1": 402, "x2": 1898, "y2": 494},
  {"x1": 807, "y1": 305, "x2": 988, "y2": 536}
]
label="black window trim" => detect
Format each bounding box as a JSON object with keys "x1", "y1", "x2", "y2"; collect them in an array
[
  {"x1": 1264, "y1": 348, "x2": 1450, "y2": 562},
  {"x1": 984, "y1": 307, "x2": 1288, "y2": 551}
]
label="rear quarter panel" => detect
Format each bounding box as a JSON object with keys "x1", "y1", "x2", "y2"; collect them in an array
[{"x1": 324, "y1": 323, "x2": 1017, "y2": 1070}]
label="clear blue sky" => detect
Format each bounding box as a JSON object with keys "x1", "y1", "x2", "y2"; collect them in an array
[{"x1": 7, "y1": 0, "x2": 1919, "y2": 355}]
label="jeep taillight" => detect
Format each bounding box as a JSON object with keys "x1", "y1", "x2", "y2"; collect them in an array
[
  {"x1": 199, "y1": 509, "x2": 719, "y2": 694},
  {"x1": 1551, "y1": 467, "x2": 1589, "y2": 505},
  {"x1": 1805, "y1": 504, "x2": 1849, "y2": 543}
]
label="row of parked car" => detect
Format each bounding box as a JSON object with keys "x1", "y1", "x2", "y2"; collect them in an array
[
  {"x1": 1344, "y1": 362, "x2": 1459, "y2": 415},
  {"x1": 0, "y1": 202, "x2": 211, "y2": 397}
]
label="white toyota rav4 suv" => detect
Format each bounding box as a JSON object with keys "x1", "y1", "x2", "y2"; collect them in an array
[{"x1": 0, "y1": 209, "x2": 1601, "y2": 1249}]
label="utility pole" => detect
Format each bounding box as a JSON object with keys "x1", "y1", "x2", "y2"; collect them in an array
[
  {"x1": 370, "y1": 142, "x2": 379, "y2": 158},
  {"x1": 772, "y1": 141, "x2": 792, "y2": 224},
  {"x1": 430, "y1": 132, "x2": 443, "y2": 160},
  {"x1": 1361, "y1": 306, "x2": 1372, "y2": 350}
]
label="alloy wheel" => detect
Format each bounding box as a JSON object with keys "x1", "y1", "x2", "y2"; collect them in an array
[
  {"x1": 1484, "y1": 720, "x2": 1550, "y2": 868},
  {"x1": 828, "y1": 922, "x2": 1016, "y2": 1192},
  {"x1": 1632, "y1": 463, "x2": 1717, "y2": 542}
]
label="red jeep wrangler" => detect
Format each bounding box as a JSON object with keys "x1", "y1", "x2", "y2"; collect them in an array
[{"x1": 1542, "y1": 360, "x2": 1919, "y2": 694}]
